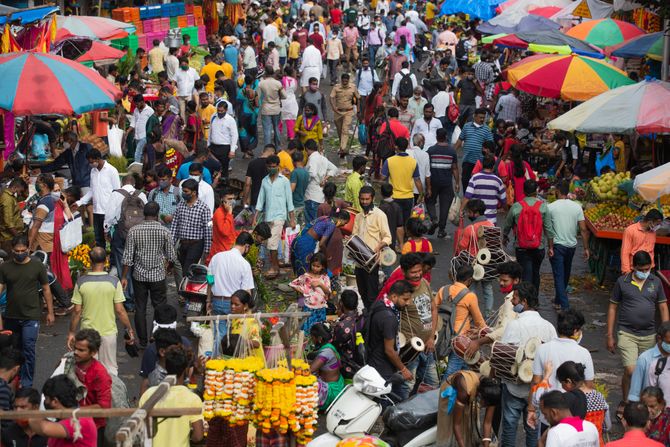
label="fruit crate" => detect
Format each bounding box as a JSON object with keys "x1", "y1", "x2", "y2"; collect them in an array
[
  {"x1": 177, "y1": 15, "x2": 188, "y2": 28},
  {"x1": 143, "y1": 18, "x2": 159, "y2": 33},
  {"x1": 169, "y1": 16, "x2": 179, "y2": 28},
  {"x1": 181, "y1": 26, "x2": 199, "y2": 46},
  {"x1": 110, "y1": 34, "x2": 138, "y2": 52},
  {"x1": 186, "y1": 14, "x2": 195, "y2": 26},
  {"x1": 197, "y1": 25, "x2": 206, "y2": 44},
  {"x1": 193, "y1": 5, "x2": 202, "y2": 17},
  {"x1": 111, "y1": 7, "x2": 133, "y2": 23},
  {"x1": 159, "y1": 17, "x2": 170, "y2": 31},
  {"x1": 195, "y1": 15, "x2": 204, "y2": 26}
]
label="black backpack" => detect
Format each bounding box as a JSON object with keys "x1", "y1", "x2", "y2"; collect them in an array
[
  {"x1": 455, "y1": 38, "x2": 467, "y2": 60},
  {"x1": 375, "y1": 118, "x2": 397, "y2": 161},
  {"x1": 398, "y1": 71, "x2": 414, "y2": 98},
  {"x1": 435, "y1": 286, "x2": 471, "y2": 359}
]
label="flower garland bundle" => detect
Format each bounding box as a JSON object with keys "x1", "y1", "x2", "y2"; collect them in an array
[
  {"x1": 254, "y1": 367, "x2": 296, "y2": 434},
  {"x1": 293, "y1": 366, "x2": 319, "y2": 444},
  {"x1": 203, "y1": 357, "x2": 263, "y2": 422}
]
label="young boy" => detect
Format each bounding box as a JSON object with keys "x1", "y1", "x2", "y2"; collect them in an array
[
  {"x1": 290, "y1": 151, "x2": 310, "y2": 226},
  {"x1": 199, "y1": 92, "x2": 216, "y2": 140},
  {"x1": 288, "y1": 34, "x2": 301, "y2": 69}
]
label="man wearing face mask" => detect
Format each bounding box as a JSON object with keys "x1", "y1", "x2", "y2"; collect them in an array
[
  {"x1": 208, "y1": 101, "x2": 239, "y2": 179},
  {"x1": 178, "y1": 163, "x2": 215, "y2": 214},
  {"x1": 608, "y1": 250, "x2": 669, "y2": 410},
  {"x1": 527, "y1": 309, "x2": 595, "y2": 428},
  {"x1": 454, "y1": 108, "x2": 494, "y2": 191},
  {"x1": 208, "y1": 188, "x2": 239, "y2": 262},
  {"x1": 174, "y1": 57, "x2": 200, "y2": 120},
  {"x1": 621, "y1": 209, "x2": 665, "y2": 277},
  {"x1": 39, "y1": 131, "x2": 92, "y2": 191},
  {"x1": 170, "y1": 179, "x2": 213, "y2": 275},
  {"x1": 352, "y1": 186, "x2": 392, "y2": 309},
  {"x1": 0, "y1": 177, "x2": 28, "y2": 252},
  {"x1": 628, "y1": 322, "x2": 670, "y2": 407},
  {"x1": 500, "y1": 282, "x2": 556, "y2": 447},
  {"x1": 410, "y1": 103, "x2": 443, "y2": 150},
  {"x1": 454, "y1": 67, "x2": 484, "y2": 128}
]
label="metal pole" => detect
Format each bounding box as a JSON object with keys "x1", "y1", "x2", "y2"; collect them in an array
[
  {"x1": 186, "y1": 311, "x2": 310, "y2": 322},
  {"x1": 0, "y1": 407, "x2": 200, "y2": 419},
  {"x1": 663, "y1": 19, "x2": 670, "y2": 82}
]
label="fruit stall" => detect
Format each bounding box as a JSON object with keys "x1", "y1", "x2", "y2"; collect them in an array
[{"x1": 583, "y1": 171, "x2": 670, "y2": 285}]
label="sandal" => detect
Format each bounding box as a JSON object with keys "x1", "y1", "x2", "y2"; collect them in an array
[{"x1": 615, "y1": 400, "x2": 625, "y2": 423}]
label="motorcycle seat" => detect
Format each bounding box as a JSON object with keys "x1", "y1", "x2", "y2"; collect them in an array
[{"x1": 382, "y1": 389, "x2": 439, "y2": 432}]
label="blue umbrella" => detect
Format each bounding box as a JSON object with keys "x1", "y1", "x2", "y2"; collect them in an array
[{"x1": 610, "y1": 32, "x2": 663, "y2": 61}]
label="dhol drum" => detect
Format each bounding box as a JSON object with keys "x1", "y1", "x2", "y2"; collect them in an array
[
  {"x1": 398, "y1": 333, "x2": 425, "y2": 365},
  {"x1": 451, "y1": 335, "x2": 481, "y2": 365},
  {"x1": 345, "y1": 235, "x2": 379, "y2": 273},
  {"x1": 490, "y1": 341, "x2": 520, "y2": 382},
  {"x1": 524, "y1": 337, "x2": 541, "y2": 360},
  {"x1": 517, "y1": 359, "x2": 534, "y2": 383}
]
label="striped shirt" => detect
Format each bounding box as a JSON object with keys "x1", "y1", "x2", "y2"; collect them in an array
[
  {"x1": 464, "y1": 172, "x2": 506, "y2": 224},
  {"x1": 459, "y1": 122, "x2": 494, "y2": 164},
  {"x1": 427, "y1": 144, "x2": 458, "y2": 187}
]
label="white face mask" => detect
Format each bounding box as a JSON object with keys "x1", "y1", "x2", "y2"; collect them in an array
[
  {"x1": 473, "y1": 122, "x2": 482, "y2": 128},
  {"x1": 189, "y1": 175, "x2": 201, "y2": 182},
  {"x1": 63, "y1": 142, "x2": 71, "y2": 150}
]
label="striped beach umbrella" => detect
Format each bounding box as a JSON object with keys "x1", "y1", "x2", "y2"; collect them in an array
[{"x1": 565, "y1": 18, "x2": 645, "y2": 49}]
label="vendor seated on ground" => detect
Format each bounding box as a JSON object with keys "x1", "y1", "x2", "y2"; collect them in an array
[{"x1": 308, "y1": 322, "x2": 345, "y2": 411}]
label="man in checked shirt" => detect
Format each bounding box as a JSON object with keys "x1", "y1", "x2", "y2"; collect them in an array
[
  {"x1": 170, "y1": 178, "x2": 213, "y2": 277},
  {"x1": 122, "y1": 202, "x2": 178, "y2": 348}
]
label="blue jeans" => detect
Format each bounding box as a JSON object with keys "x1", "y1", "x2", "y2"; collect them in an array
[
  {"x1": 261, "y1": 114, "x2": 281, "y2": 149},
  {"x1": 549, "y1": 244, "x2": 576, "y2": 309},
  {"x1": 211, "y1": 298, "x2": 231, "y2": 357},
  {"x1": 368, "y1": 45, "x2": 380, "y2": 66},
  {"x1": 401, "y1": 352, "x2": 439, "y2": 399},
  {"x1": 112, "y1": 229, "x2": 133, "y2": 308},
  {"x1": 4, "y1": 318, "x2": 40, "y2": 387},
  {"x1": 478, "y1": 280, "x2": 494, "y2": 316},
  {"x1": 444, "y1": 350, "x2": 467, "y2": 379},
  {"x1": 134, "y1": 137, "x2": 147, "y2": 163},
  {"x1": 304, "y1": 200, "x2": 320, "y2": 224},
  {"x1": 501, "y1": 383, "x2": 537, "y2": 447}
]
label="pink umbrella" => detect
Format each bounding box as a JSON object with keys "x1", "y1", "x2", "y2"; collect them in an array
[{"x1": 528, "y1": 6, "x2": 562, "y2": 18}]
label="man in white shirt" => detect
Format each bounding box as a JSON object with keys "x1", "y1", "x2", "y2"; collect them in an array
[
  {"x1": 391, "y1": 61, "x2": 417, "y2": 99},
  {"x1": 104, "y1": 175, "x2": 148, "y2": 307},
  {"x1": 262, "y1": 18, "x2": 279, "y2": 48},
  {"x1": 178, "y1": 163, "x2": 215, "y2": 215},
  {"x1": 540, "y1": 391, "x2": 599, "y2": 447},
  {"x1": 500, "y1": 282, "x2": 557, "y2": 447},
  {"x1": 165, "y1": 47, "x2": 179, "y2": 81},
  {"x1": 207, "y1": 232, "x2": 255, "y2": 355},
  {"x1": 408, "y1": 134, "x2": 430, "y2": 197},
  {"x1": 303, "y1": 140, "x2": 339, "y2": 223},
  {"x1": 174, "y1": 57, "x2": 200, "y2": 120},
  {"x1": 78, "y1": 149, "x2": 121, "y2": 248},
  {"x1": 410, "y1": 103, "x2": 442, "y2": 150},
  {"x1": 241, "y1": 39, "x2": 258, "y2": 78},
  {"x1": 300, "y1": 39, "x2": 324, "y2": 90},
  {"x1": 431, "y1": 81, "x2": 451, "y2": 122},
  {"x1": 129, "y1": 94, "x2": 154, "y2": 165},
  {"x1": 355, "y1": 57, "x2": 380, "y2": 98},
  {"x1": 208, "y1": 101, "x2": 239, "y2": 178}
]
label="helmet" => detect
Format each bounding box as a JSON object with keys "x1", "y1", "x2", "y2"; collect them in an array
[{"x1": 336, "y1": 436, "x2": 391, "y2": 447}]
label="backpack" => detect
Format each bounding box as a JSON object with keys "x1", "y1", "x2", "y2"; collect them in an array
[
  {"x1": 340, "y1": 311, "x2": 367, "y2": 379},
  {"x1": 116, "y1": 189, "x2": 145, "y2": 239},
  {"x1": 435, "y1": 286, "x2": 471, "y2": 359},
  {"x1": 398, "y1": 71, "x2": 414, "y2": 98},
  {"x1": 104, "y1": 375, "x2": 130, "y2": 445},
  {"x1": 515, "y1": 199, "x2": 543, "y2": 249},
  {"x1": 375, "y1": 118, "x2": 397, "y2": 161},
  {"x1": 455, "y1": 38, "x2": 466, "y2": 60}
]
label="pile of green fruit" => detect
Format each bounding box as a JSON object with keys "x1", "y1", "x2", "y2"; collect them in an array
[
  {"x1": 589, "y1": 171, "x2": 631, "y2": 202},
  {"x1": 584, "y1": 203, "x2": 638, "y2": 231}
]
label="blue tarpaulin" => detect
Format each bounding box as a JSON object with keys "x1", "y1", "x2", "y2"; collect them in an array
[
  {"x1": 439, "y1": 0, "x2": 496, "y2": 20},
  {"x1": 0, "y1": 6, "x2": 59, "y2": 26}
]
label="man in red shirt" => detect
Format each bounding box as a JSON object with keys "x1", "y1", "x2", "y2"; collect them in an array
[
  {"x1": 207, "y1": 188, "x2": 238, "y2": 262},
  {"x1": 377, "y1": 108, "x2": 411, "y2": 139},
  {"x1": 73, "y1": 329, "x2": 112, "y2": 446},
  {"x1": 308, "y1": 27, "x2": 325, "y2": 57},
  {"x1": 605, "y1": 401, "x2": 663, "y2": 447},
  {"x1": 331, "y1": 2, "x2": 343, "y2": 25}
]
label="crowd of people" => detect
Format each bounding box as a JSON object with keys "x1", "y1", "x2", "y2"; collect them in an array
[{"x1": 0, "y1": 1, "x2": 665, "y2": 447}]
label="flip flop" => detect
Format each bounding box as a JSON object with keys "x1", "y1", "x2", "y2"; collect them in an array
[{"x1": 615, "y1": 400, "x2": 625, "y2": 423}]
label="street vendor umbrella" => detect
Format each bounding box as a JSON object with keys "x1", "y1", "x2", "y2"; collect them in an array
[
  {"x1": 0, "y1": 51, "x2": 121, "y2": 116},
  {"x1": 504, "y1": 53, "x2": 634, "y2": 101},
  {"x1": 492, "y1": 30, "x2": 604, "y2": 58},
  {"x1": 565, "y1": 18, "x2": 645, "y2": 49},
  {"x1": 633, "y1": 162, "x2": 670, "y2": 202},
  {"x1": 56, "y1": 15, "x2": 135, "y2": 41},
  {"x1": 547, "y1": 80, "x2": 670, "y2": 135},
  {"x1": 608, "y1": 32, "x2": 664, "y2": 62},
  {"x1": 77, "y1": 40, "x2": 126, "y2": 64}
]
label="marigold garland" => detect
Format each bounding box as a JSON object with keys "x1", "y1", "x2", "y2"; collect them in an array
[{"x1": 203, "y1": 357, "x2": 264, "y2": 424}]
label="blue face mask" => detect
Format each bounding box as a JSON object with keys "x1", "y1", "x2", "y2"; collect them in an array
[
  {"x1": 662, "y1": 342, "x2": 670, "y2": 354},
  {"x1": 635, "y1": 270, "x2": 651, "y2": 281},
  {"x1": 513, "y1": 303, "x2": 524, "y2": 313}
]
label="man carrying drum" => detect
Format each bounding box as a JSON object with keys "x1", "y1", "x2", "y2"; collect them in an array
[{"x1": 351, "y1": 185, "x2": 392, "y2": 309}]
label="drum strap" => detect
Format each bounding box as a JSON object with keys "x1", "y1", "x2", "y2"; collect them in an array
[{"x1": 450, "y1": 288, "x2": 472, "y2": 338}]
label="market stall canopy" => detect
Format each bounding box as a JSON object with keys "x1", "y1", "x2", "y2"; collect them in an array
[
  {"x1": 505, "y1": 53, "x2": 635, "y2": 101},
  {"x1": 0, "y1": 51, "x2": 121, "y2": 116},
  {"x1": 608, "y1": 31, "x2": 663, "y2": 61},
  {"x1": 0, "y1": 6, "x2": 58, "y2": 26},
  {"x1": 565, "y1": 18, "x2": 645, "y2": 49},
  {"x1": 438, "y1": 0, "x2": 501, "y2": 20},
  {"x1": 547, "y1": 80, "x2": 670, "y2": 135},
  {"x1": 478, "y1": 14, "x2": 561, "y2": 35},
  {"x1": 491, "y1": 30, "x2": 604, "y2": 58},
  {"x1": 551, "y1": 0, "x2": 613, "y2": 20},
  {"x1": 56, "y1": 15, "x2": 135, "y2": 41},
  {"x1": 53, "y1": 33, "x2": 124, "y2": 64},
  {"x1": 481, "y1": 0, "x2": 571, "y2": 30},
  {"x1": 634, "y1": 162, "x2": 670, "y2": 202},
  {"x1": 528, "y1": 6, "x2": 563, "y2": 18}
]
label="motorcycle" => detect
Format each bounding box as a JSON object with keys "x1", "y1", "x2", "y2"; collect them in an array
[
  {"x1": 178, "y1": 264, "x2": 209, "y2": 331},
  {"x1": 308, "y1": 366, "x2": 438, "y2": 447}
]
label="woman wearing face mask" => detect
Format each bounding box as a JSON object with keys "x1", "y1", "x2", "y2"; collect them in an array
[
  {"x1": 642, "y1": 386, "x2": 670, "y2": 445},
  {"x1": 294, "y1": 102, "x2": 324, "y2": 150}
]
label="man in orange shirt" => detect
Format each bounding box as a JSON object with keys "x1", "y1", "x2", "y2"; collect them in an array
[
  {"x1": 207, "y1": 189, "x2": 238, "y2": 263},
  {"x1": 436, "y1": 264, "x2": 487, "y2": 377},
  {"x1": 621, "y1": 209, "x2": 664, "y2": 275}
]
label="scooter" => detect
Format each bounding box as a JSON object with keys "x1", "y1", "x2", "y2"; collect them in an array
[
  {"x1": 308, "y1": 366, "x2": 438, "y2": 447},
  {"x1": 178, "y1": 264, "x2": 208, "y2": 332}
]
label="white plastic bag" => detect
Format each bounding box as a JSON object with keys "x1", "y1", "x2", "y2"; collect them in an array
[
  {"x1": 283, "y1": 225, "x2": 301, "y2": 264},
  {"x1": 108, "y1": 124, "x2": 124, "y2": 157},
  {"x1": 59, "y1": 215, "x2": 83, "y2": 253},
  {"x1": 448, "y1": 194, "x2": 462, "y2": 225},
  {"x1": 451, "y1": 125, "x2": 461, "y2": 145}
]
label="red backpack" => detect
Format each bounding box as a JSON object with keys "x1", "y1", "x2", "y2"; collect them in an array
[{"x1": 515, "y1": 200, "x2": 543, "y2": 249}]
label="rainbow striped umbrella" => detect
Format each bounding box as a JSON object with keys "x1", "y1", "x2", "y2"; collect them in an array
[
  {"x1": 505, "y1": 53, "x2": 634, "y2": 101},
  {"x1": 565, "y1": 18, "x2": 645, "y2": 49},
  {"x1": 547, "y1": 80, "x2": 670, "y2": 135},
  {"x1": 0, "y1": 51, "x2": 121, "y2": 116},
  {"x1": 57, "y1": 15, "x2": 135, "y2": 41},
  {"x1": 608, "y1": 32, "x2": 663, "y2": 61}
]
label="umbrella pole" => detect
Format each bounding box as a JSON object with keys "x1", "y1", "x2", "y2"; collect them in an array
[{"x1": 662, "y1": 19, "x2": 669, "y2": 82}]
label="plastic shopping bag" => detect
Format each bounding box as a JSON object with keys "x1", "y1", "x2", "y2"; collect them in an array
[
  {"x1": 283, "y1": 225, "x2": 301, "y2": 264},
  {"x1": 108, "y1": 124, "x2": 124, "y2": 158},
  {"x1": 59, "y1": 215, "x2": 83, "y2": 253},
  {"x1": 451, "y1": 125, "x2": 461, "y2": 145},
  {"x1": 448, "y1": 195, "x2": 462, "y2": 225}
]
